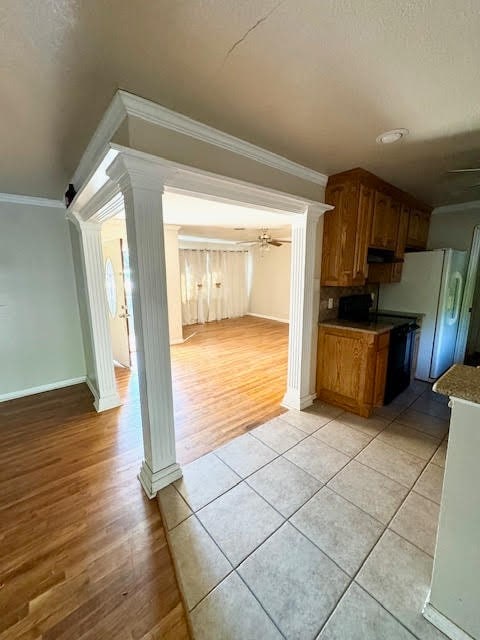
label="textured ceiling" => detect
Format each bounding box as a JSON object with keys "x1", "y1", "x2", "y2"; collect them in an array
[{"x1": 1, "y1": 0, "x2": 480, "y2": 204}]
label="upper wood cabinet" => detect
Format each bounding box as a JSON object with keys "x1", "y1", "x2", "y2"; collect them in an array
[
  {"x1": 407, "y1": 208, "x2": 431, "y2": 249},
  {"x1": 321, "y1": 168, "x2": 432, "y2": 286},
  {"x1": 370, "y1": 192, "x2": 399, "y2": 251},
  {"x1": 321, "y1": 180, "x2": 373, "y2": 286}
]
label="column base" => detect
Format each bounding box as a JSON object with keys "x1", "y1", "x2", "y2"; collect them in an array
[
  {"x1": 282, "y1": 390, "x2": 316, "y2": 411},
  {"x1": 423, "y1": 599, "x2": 474, "y2": 640},
  {"x1": 87, "y1": 378, "x2": 122, "y2": 412},
  {"x1": 138, "y1": 460, "x2": 183, "y2": 499}
]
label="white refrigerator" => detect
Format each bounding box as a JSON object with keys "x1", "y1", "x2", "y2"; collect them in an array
[{"x1": 379, "y1": 249, "x2": 468, "y2": 381}]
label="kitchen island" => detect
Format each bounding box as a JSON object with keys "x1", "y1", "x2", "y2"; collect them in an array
[{"x1": 423, "y1": 364, "x2": 480, "y2": 640}]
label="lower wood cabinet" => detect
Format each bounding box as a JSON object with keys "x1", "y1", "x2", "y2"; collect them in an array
[{"x1": 316, "y1": 325, "x2": 390, "y2": 417}]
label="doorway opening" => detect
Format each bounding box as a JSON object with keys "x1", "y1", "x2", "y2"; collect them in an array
[
  {"x1": 101, "y1": 218, "x2": 135, "y2": 370},
  {"x1": 101, "y1": 193, "x2": 293, "y2": 464}
]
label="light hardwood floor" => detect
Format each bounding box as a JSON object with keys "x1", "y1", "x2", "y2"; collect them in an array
[
  {"x1": 0, "y1": 377, "x2": 190, "y2": 640},
  {"x1": 171, "y1": 316, "x2": 289, "y2": 463},
  {"x1": 0, "y1": 316, "x2": 287, "y2": 638}
]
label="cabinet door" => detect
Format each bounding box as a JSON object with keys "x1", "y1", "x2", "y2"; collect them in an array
[
  {"x1": 316, "y1": 327, "x2": 376, "y2": 416},
  {"x1": 417, "y1": 210, "x2": 431, "y2": 248},
  {"x1": 370, "y1": 192, "x2": 398, "y2": 250},
  {"x1": 353, "y1": 184, "x2": 374, "y2": 283},
  {"x1": 407, "y1": 209, "x2": 430, "y2": 249},
  {"x1": 407, "y1": 209, "x2": 421, "y2": 246},
  {"x1": 395, "y1": 205, "x2": 410, "y2": 258},
  {"x1": 322, "y1": 182, "x2": 364, "y2": 286}
]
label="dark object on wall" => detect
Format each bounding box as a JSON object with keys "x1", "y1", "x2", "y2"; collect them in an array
[{"x1": 64, "y1": 183, "x2": 77, "y2": 208}]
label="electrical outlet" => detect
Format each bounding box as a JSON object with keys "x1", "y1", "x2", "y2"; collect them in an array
[
  {"x1": 371, "y1": 292, "x2": 376, "y2": 303},
  {"x1": 327, "y1": 298, "x2": 334, "y2": 310}
]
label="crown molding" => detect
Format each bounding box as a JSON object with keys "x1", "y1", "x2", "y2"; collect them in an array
[
  {"x1": 71, "y1": 92, "x2": 126, "y2": 191},
  {"x1": 433, "y1": 200, "x2": 480, "y2": 215},
  {"x1": 0, "y1": 192, "x2": 64, "y2": 208},
  {"x1": 118, "y1": 90, "x2": 328, "y2": 187},
  {"x1": 107, "y1": 144, "x2": 328, "y2": 216}
]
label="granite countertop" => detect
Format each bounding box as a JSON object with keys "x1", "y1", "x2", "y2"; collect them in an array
[
  {"x1": 433, "y1": 364, "x2": 480, "y2": 404},
  {"x1": 319, "y1": 319, "x2": 393, "y2": 335}
]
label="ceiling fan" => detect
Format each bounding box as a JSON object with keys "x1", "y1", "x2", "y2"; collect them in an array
[
  {"x1": 236, "y1": 228, "x2": 291, "y2": 249},
  {"x1": 447, "y1": 167, "x2": 480, "y2": 190}
]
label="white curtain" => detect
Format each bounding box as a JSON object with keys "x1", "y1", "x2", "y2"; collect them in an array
[
  {"x1": 179, "y1": 249, "x2": 249, "y2": 325},
  {"x1": 179, "y1": 249, "x2": 208, "y2": 326}
]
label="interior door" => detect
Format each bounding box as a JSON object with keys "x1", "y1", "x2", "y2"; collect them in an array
[{"x1": 103, "y1": 239, "x2": 131, "y2": 367}]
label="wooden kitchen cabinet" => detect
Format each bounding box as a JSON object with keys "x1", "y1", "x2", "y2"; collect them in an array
[
  {"x1": 370, "y1": 192, "x2": 399, "y2": 251},
  {"x1": 321, "y1": 180, "x2": 373, "y2": 286},
  {"x1": 367, "y1": 204, "x2": 410, "y2": 283},
  {"x1": 316, "y1": 325, "x2": 390, "y2": 417},
  {"x1": 407, "y1": 208, "x2": 431, "y2": 249},
  {"x1": 322, "y1": 168, "x2": 432, "y2": 286}
]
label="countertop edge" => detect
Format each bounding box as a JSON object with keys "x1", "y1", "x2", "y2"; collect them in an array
[
  {"x1": 318, "y1": 320, "x2": 393, "y2": 335},
  {"x1": 433, "y1": 364, "x2": 480, "y2": 405}
]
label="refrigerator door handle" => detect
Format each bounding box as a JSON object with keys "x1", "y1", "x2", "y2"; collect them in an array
[{"x1": 449, "y1": 272, "x2": 463, "y2": 325}]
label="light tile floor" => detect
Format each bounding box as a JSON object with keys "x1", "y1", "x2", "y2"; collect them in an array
[{"x1": 159, "y1": 383, "x2": 450, "y2": 640}]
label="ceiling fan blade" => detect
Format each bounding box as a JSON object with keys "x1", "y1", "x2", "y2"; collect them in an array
[
  {"x1": 268, "y1": 240, "x2": 282, "y2": 247},
  {"x1": 274, "y1": 239, "x2": 291, "y2": 243},
  {"x1": 448, "y1": 168, "x2": 480, "y2": 173},
  {"x1": 236, "y1": 240, "x2": 258, "y2": 244}
]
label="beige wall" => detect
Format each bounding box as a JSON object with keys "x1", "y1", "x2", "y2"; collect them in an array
[
  {"x1": 428, "y1": 208, "x2": 480, "y2": 251},
  {"x1": 249, "y1": 243, "x2": 291, "y2": 322}
]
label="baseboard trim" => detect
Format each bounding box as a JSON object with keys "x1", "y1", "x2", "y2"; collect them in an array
[
  {"x1": 247, "y1": 313, "x2": 289, "y2": 324},
  {"x1": 423, "y1": 600, "x2": 474, "y2": 640},
  {"x1": 0, "y1": 377, "x2": 87, "y2": 403}
]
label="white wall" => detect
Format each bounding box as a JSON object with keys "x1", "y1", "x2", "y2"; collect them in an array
[
  {"x1": 249, "y1": 243, "x2": 291, "y2": 322},
  {"x1": 0, "y1": 202, "x2": 86, "y2": 400},
  {"x1": 428, "y1": 207, "x2": 480, "y2": 251}
]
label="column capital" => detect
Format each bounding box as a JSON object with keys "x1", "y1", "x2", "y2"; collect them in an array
[
  {"x1": 107, "y1": 152, "x2": 173, "y2": 194},
  {"x1": 291, "y1": 203, "x2": 332, "y2": 227},
  {"x1": 77, "y1": 218, "x2": 103, "y2": 233},
  {"x1": 306, "y1": 202, "x2": 333, "y2": 219}
]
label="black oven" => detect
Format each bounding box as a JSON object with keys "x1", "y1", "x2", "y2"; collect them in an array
[
  {"x1": 383, "y1": 322, "x2": 417, "y2": 404},
  {"x1": 338, "y1": 295, "x2": 419, "y2": 404}
]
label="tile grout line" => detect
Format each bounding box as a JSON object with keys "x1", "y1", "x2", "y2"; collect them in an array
[
  {"x1": 167, "y1": 390, "x2": 446, "y2": 638},
  {"x1": 315, "y1": 423, "x2": 446, "y2": 639}
]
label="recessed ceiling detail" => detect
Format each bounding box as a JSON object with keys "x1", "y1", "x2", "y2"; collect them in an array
[{"x1": 376, "y1": 129, "x2": 409, "y2": 145}]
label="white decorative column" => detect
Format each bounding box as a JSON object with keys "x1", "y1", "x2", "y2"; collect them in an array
[
  {"x1": 107, "y1": 154, "x2": 181, "y2": 498},
  {"x1": 283, "y1": 205, "x2": 328, "y2": 410},
  {"x1": 163, "y1": 224, "x2": 184, "y2": 345},
  {"x1": 74, "y1": 218, "x2": 121, "y2": 412}
]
